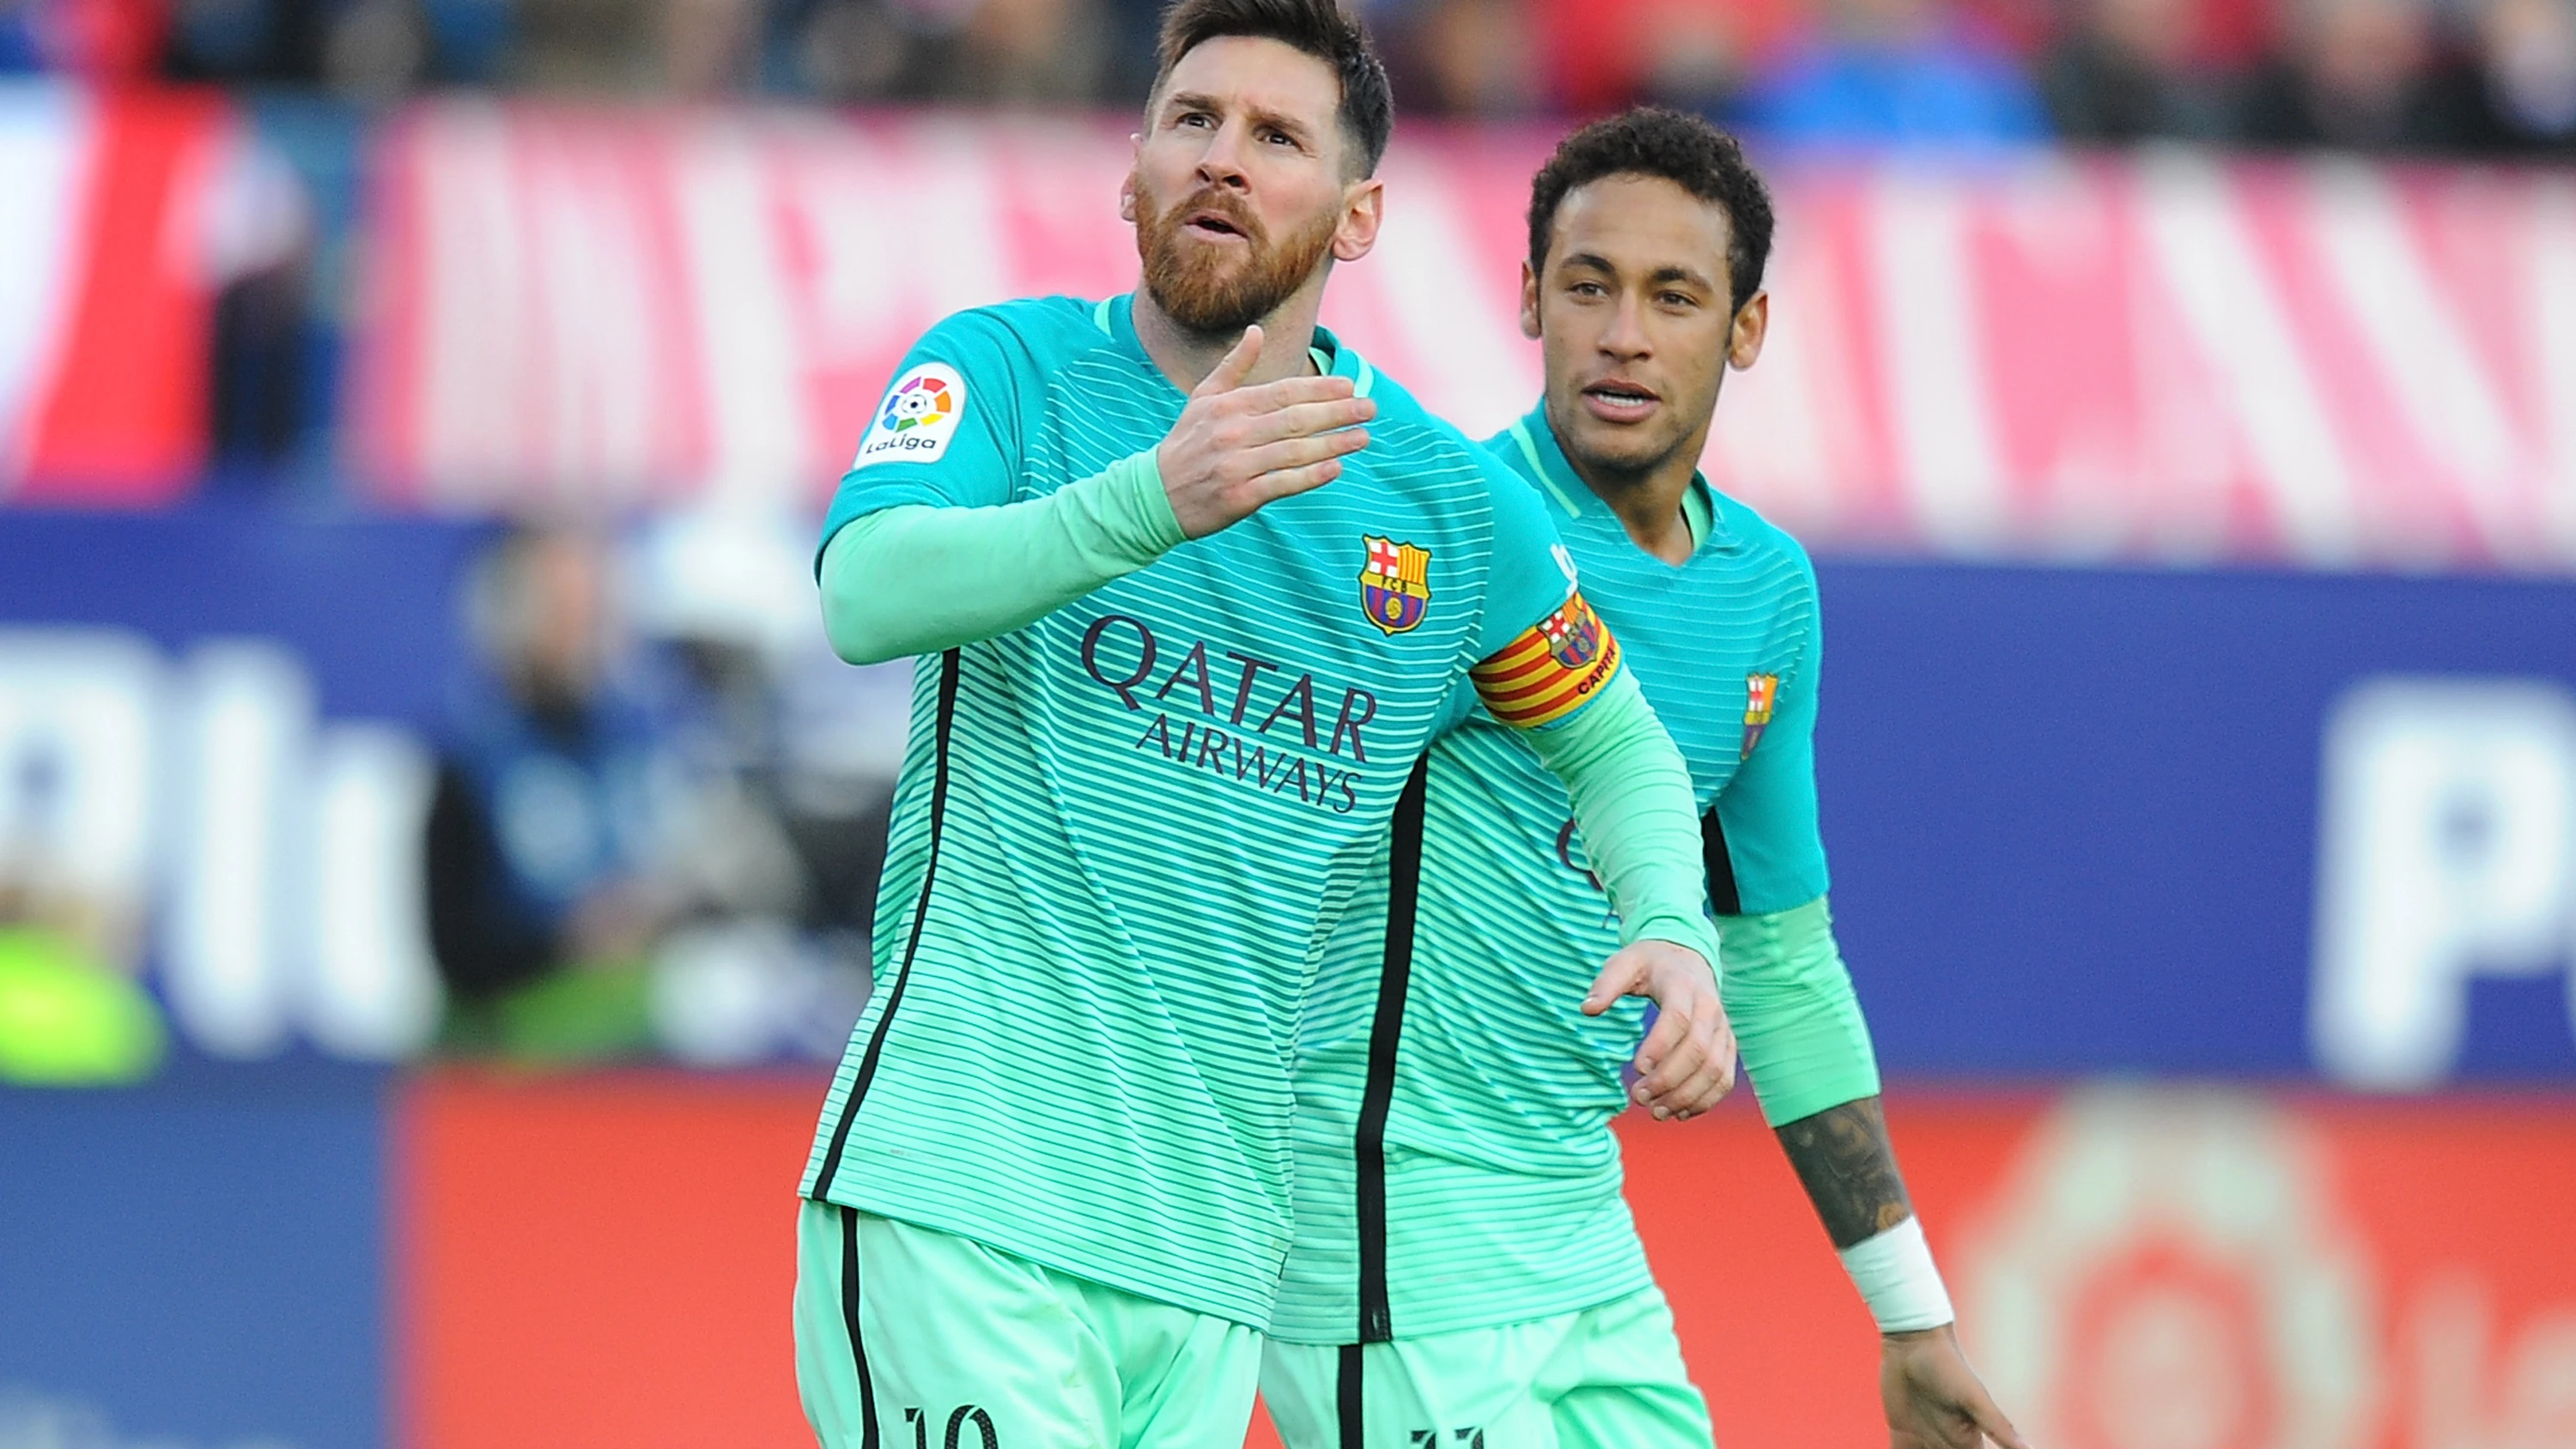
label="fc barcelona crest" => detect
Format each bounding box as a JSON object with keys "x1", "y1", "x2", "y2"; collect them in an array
[
  {"x1": 1538, "y1": 605, "x2": 1603, "y2": 670},
  {"x1": 1741, "y1": 673, "x2": 1778, "y2": 758},
  {"x1": 1359, "y1": 536, "x2": 1432, "y2": 634}
]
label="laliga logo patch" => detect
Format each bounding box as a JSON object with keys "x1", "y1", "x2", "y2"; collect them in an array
[{"x1": 853, "y1": 362, "x2": 965, "y2": 469}]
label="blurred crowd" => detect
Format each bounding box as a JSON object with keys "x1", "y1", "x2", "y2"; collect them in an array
[
  {"x1": 420, "y1": 514, "x2": 900, "y2": 1065},
  {"x1": 0, "y1": 0, "x2": 2571, "y2": 153}
]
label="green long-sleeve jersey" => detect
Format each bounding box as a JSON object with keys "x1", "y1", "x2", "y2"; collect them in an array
[{"x1": 1269, "y1": 405, "x2": 1882, "y2": 1344}]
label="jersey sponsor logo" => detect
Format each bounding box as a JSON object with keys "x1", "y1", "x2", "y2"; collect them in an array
[
  {"x1": 1742, "y1": 672, "x2": 1778, "y2": 758},
  {"x1": 1078, "y1": 613, "x2": 1376, "y2": 815},
  {"x1": 852, "y1": 362, "x2": 964, "y2": 468},
  {"x1": 1358, "y1": 535, "x2": 1432, "y2": 634},
  {"x1": 1471, "y1": 591, "x2": 1622, "y2": 730}
]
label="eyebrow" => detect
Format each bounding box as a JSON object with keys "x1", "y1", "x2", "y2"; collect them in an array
[
  {"x1": 1558, "y1": 252, "x2": 1718, "y2": 292},
  {"x1": 1163, "y1": 90, "x2": 1319, "y2": 148}
]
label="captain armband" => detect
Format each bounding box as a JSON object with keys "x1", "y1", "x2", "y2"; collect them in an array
[{"x1": 1470, "y1": 591, "x2": 1625, "y2": 730}]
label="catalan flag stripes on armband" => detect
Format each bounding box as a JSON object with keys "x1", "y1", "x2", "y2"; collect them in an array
[{"x1": 1470, "y1": 591, "x2": 1625, "y2": 729}]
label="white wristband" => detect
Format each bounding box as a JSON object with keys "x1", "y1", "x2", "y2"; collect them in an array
[{"x1": 1837, "y1": 1216, "x2": 1954, "y2": 1333}]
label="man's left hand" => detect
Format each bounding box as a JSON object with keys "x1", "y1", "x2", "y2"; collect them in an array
[
  {"x1": 1882, "y1": 1325, "x2": 2029, "y2": 1449},
  {"x1": 1581, "y1": 940, "x2": 1735, "y2": 1119}
]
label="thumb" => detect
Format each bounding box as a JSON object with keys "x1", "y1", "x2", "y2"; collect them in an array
[
  {"x1": 1194, "y1": 324, "x2": 1262, "y2": 397},
  {"x1": 1582, "y1": 949, "x2": 1646, "y2": 1016}
]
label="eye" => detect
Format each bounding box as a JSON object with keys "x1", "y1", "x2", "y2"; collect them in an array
[
  {"x1": 1658, "y1": 292, "x2": 1697, "y2": 309},
  {"x1": 1177, "y1": 110, "x2": 1213, "y2": 129},
  {"x1": 1567, "y1": 280, "x2": 1607, "y2": 299},
  {"x1": 1259, "y1": 126, "x2": 1300, "y2": 149}
]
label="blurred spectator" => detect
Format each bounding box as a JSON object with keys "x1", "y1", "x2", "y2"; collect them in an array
[
  {"x1": 1374, "y1": 0, "x2": 1543, "y2": 115},
  {"x1": 2459, "y1": 0, "x2": 2576, "y2": 152},
  {"x1": 1741, "y1": 0, "x2": 2051, "y2": 144},
  {"x1": 2235, "y1": 0, "x2": 2482, "y2": 149},
  {"x1": 1528, "y1": 0, "x2": 1800, "y2": 117},
  {"x1": 0, "y1": 745, "x2": 165, "y2": 1085},
  {"x1": 2038, "y1": 0, "x2": 2239, "y2": 139},
  {"x1": 425, "y1": 524, "x2": 674, "y2": 1061},
  {"x1": 778, "y1": 0, "x2": 1105, "y2": 102}
]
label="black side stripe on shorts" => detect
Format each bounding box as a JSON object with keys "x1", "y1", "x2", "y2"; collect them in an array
[
  {"x1": 811, "y1": 646, "x2": 963, "y2": 1201},
  {"x1": 1335, "y1": 1343, "x2": 1366, "y2": 1449},
  {"x1": 838, "y1": 1206, "x2": 882, "y2": 1449},
  {"x1": 1354, "y1": 755, "x2": 1431, "y2": 1346},
  {"x1": 1702, "y1": 805, "x2": 1741, "y2": 917}
]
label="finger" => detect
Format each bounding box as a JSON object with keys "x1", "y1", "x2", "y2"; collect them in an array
[
  {"x1": 1583, "y1": 953, "x2": 1648, "y2": 1016},
  {"x1": 1969, "y1": 1397, "x2": 2030, "y2": 1449},
  {"x1": 1193, "y1": 325, "x2": 1264, "y2": 398},
  {"x1": 1652, "y1": 1052, "x2": 1733, "y2": 1119},
  {"x1": 1631, "y1": 1015, "x2": 1702, "y2": 1109},
  {"x1": 1241, "y1": 457, "x2": 1348, "y2": 506},
  {"x1": 1235, "y1": 394, "x2": 1375, "y2": 446},
  {"x1": 1239, "y1": 427, "x2": 1370, "y2": 478},
  {"x1": 1228, "y1": 372, "x2": 1359, "y2": 416}
]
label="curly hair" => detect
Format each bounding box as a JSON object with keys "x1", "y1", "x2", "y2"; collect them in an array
[
  {"x1": 1526, "y1": 108, "x2": 1776, "y2": 316},
  {"x1": 1151, "y1": 0, "x2": 1395, "y2": 177}
]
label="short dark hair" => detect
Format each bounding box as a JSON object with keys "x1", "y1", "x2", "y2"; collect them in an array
[
  {"x1": 1151, "y1": 0, "x2": 1394, "y2": 177},
  {"x1": 1526, "y1": 108, "x2": 1775, "y2": 317}
]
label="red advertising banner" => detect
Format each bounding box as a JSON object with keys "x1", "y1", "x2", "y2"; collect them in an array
[
  {"x1": 358, "y1": 105, "x2": 2576, "y2": 573},
  {"x1": 0, "y1": 82, "x2": 267, "y2": 505},
  {"x1": 398, "y1": 1074, "x2": 2576, "y2": 1449}
]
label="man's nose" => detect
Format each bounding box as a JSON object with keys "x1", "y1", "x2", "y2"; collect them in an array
[{"x1": 1196, "y1": 118, "x2": 1254, "y2": 188}]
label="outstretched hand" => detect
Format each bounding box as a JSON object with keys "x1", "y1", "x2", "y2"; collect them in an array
[
  {"x1": 1883, "y1": 1326, "x2": 2030, "y2": 1449},
  {"x1": 1156, "y1": 326, "x2": 1376, "y2": 538},
  {"x1": 1583, "y1": 939, "x2": 1736, "y2": 1119}
]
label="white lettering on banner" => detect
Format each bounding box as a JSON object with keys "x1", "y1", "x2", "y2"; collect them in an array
[
  {"x1": 0, "y1": 628, "x2": 442, "y2": 1062},
  {"x1": 0, "y1": 631, "x2": 159, "y2": 944},
  {"x1": 2408, "y1": 1277, "x2": 2576, "y2": 1449},
  {"x1": 1334, "y1": 157, "x2": 1534, "y2": 439},
  {"x1": 0, "y1": 1386, "x2": 297, "y2": 1449},
  {"x1": 0, "y1": 88, "x2": 88, "y2": 471},
  {"x1": 2312, "y1": 677, "x2": 2576, "y2": 1091},
  {"x1": 415, "y1": 104, "x2": 532, "y2": 499},
  {"x1": 529, "y1": 127, "x2": 665, "y2": 496},
  {"x1": 2534, "y1": 180, "x2": 2576, "y2": 561},
  {"x1": 2306, "y1": 161, "x2": 2530, "y2": 564},
  {"x1": 1870, "y1": 173, "x2": 2008, "y2": 552},
  {"x1": 2136, "y1": 154, "x2": 2363, "y2": 566},
  {"x1": 166, "y1": 642, "x2": 308, "y2": 1058},
  {"x1": 674, "y1": 121, "x2": 811, "y2": 508}
]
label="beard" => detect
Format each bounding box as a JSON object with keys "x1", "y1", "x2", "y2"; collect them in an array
[{"x1": 1133, "y1": 181, "x2": 1339, "y2": 336}]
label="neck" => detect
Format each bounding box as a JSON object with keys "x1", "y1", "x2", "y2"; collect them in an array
[
  {"x1": 1553, "y1": 407, "x2": 1710, "y2": 567},
  {"x1": 1131, "y1": 271, "x2": 1331, "y2": 391}
]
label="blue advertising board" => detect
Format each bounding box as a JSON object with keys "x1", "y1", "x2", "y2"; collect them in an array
[
  {"x1": 1817, "y1": 560, "x2": 2576, "y2": 1086},
  {"x1": 0, "y1": 1075, "x2": 387, "y2": 1449}
]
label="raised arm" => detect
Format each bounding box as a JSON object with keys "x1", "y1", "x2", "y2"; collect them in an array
[{"x1": 820, "y1": 325, "x2": 1371, "y2": 664}]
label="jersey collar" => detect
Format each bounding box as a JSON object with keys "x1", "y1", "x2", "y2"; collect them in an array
[
  {"x1": 1505, "y1": 402, "x2": 1731, "y2": 555},
  {"x1": 1101, "y1": 293, "x2": 1374, "y2": 397}
]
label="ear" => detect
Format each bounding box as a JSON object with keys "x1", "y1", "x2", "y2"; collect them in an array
[
  {"x1": 1728, "y1": 291, "x2": 1770, "y2": 372},
  {"x1": 1520, "y1": 259, "x2": 1541, "y2": 339},
  {"x1": 1119, "y1": 170, "x2": 1139, "y2": 225},
  {"x1": 1331, "y1": 178, "x2": 1386, "y2": 264}
]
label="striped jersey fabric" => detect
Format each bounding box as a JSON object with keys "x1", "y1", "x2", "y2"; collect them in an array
[
  {"x1": 799, "y1": 296, "x2": 1583, "y2": 1327},
  {"x1": 1268, "y1": 403, "x2": 1833, "y2": 1344}
]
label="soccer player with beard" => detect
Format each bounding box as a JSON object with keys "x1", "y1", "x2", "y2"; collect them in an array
[
  {"x1": 1262, "y1": 110, "x2": 2029, "y2": 1449},
  {"x1": 790, "y1": 7, "x2": 1741, "y2": 1447}
]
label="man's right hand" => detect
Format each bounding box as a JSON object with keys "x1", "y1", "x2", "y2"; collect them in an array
[{"x1": 1157, "y1": 325, "x2": 1376, "y2": 538}]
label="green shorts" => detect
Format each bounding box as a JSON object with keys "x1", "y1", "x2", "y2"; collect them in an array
[
  {"x1": 793, "y1": 1201, "x2": 1261, "y2": 1448},
  {"x1": 1258, "y1": 1287, "x2": 1711, "y2": 1449}
]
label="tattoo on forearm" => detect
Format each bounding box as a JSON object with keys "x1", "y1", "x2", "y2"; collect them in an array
[{"x1": 1774, "y1": 1096, "x2": 1913, "y2": 1248}]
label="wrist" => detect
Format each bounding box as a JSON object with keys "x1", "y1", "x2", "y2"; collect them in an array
[{"x1": 1838, "y1": 1216, "x2": 1954, "y2": 1334}]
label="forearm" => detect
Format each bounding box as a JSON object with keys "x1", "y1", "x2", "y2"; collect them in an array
[
  {"x1": 819, "y1": 450, "x2": 1185, "y2": 664},
  {"x1": 1518, "y1": 670, "x2": 1721, "y2": 966},
  {"x1": 1716, "y1": 898, "x2": 1880, "y2": 1127},
  {"x1": 1774, "y1": 1096, "x2": 1912, "y2": 1247}
]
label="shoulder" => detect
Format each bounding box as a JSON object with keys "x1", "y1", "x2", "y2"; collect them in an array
[
  {"x1": 914, "y1": 295, "x2": 1109, "y2": 369},
  {"x1": 1711, "y1": 489, "x2": 1819, "y2": 598}
]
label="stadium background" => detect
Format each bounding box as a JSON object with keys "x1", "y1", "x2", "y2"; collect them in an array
[{"x1": 4, "y1": 0, "x2": 2576, "y2": 1440}]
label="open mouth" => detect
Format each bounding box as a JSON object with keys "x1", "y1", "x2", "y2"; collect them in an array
[
  {"x1": 1184, "y1": 210, "x2": 1247, "y2": 239},
  {"x1": 1583, "y1": 380, "x2": 1661, "y2": 418}
]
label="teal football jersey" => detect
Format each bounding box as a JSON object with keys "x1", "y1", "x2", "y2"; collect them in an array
[
  {"x1": 1270, "y1": 404, "x2": 1832, "y2": 1344},
  {"x1": 799, "y1": 299, "x2": 1599, "y2": 1328}
]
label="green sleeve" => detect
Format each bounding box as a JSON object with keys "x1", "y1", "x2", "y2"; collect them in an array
[
  {"x1": 817, "y1": 449, "x2": 1186, "y2": 664},
  {"x1": 1716, "y1": 895, "x2": 1881, "y2": 1126},
  {"x1": 1516, "y1": 669, "x2": 1723, "y2": 968}
]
